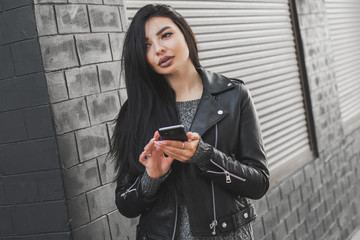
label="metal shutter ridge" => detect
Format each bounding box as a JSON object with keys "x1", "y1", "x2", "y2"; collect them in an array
[
  {"x1": 126, "y1": 0, "x2": 312, "y2": 173},
  {"x1": 325, "y1": 0, "x2": 360, "y2": 132}
]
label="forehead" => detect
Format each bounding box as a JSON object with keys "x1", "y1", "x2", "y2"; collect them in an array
[{"x1": 145, "y1": 17, "x2": 178, "y2": 37}]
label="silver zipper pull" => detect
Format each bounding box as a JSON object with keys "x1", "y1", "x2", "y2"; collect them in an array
[
  {"x1": 210, "y1": 220, "x2": 217, "y2": 235},
  {"x1": 121, "y1": 190, "x2": 129, "y2": 199},
  {"x1": 225, "y1": 171, "x2": 231, "y2": 183}
]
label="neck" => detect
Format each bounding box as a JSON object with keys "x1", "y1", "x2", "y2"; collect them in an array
[{"x1": 164, "y1": 63, "x2": 203, "y2": 101}]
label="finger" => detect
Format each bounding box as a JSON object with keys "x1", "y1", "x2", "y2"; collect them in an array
[
  {"x1": 187, "y1": 132, "x2": 200, "y2": 141},
  {"x1": 139, "y1": 151, "x2": 147, "y2": 165},
  {"x1": 158, "y1": 145, "x2": 193, "y2": 162}
]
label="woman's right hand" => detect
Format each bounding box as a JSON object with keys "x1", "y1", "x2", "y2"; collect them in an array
[{"x1": 139, "y1": 131, "x2": 174, "y2": 179}]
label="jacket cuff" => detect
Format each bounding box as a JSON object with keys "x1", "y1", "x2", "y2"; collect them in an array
[
  {"x1": 188, "y1": 139, "x2": 213, "y2": 171},
  {"x1": 140, "y1": 169, "x2": 171, "y2": 199}
]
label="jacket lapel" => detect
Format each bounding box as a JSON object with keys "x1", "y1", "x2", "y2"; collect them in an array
[
  {"x1": 190, "y1": 69, "x2": 235, "y2": 136},
  {"x1": 190, "y1": 91, "x2": 228, "y2": 136}
]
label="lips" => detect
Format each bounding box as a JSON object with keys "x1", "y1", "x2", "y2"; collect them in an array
[{"x1": 158, "y1": 56, "x2": 174, "y2": 67}]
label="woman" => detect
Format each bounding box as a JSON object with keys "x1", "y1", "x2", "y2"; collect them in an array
[{"x1": 110, "y1": 4, "x2": 269, "y2": 240}]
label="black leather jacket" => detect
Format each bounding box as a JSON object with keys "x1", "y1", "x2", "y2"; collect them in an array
[{"x1": 115, "y1": 68, "x2": 269, "y2": 240}]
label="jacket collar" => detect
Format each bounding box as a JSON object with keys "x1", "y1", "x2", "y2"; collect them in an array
[
  {"x1": 197, "y1": 68, "x2": 236, "y2": 95},
  {"x1": 190, "y1": 68, "x2": 235, "y2": 136}
]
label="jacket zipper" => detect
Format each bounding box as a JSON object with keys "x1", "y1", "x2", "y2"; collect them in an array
[
  {"x1": 171, "y1": 198, "x2": 178, "y2": 240},
  {"x1": 209, "y1": 124, "x2": 219, "y2": 235},
  {"x1": 210, "y1": 180, "x2": 217, "y2": 235},
  {"x1": 120, "y1": 176, "x2": 140, "y2": 199},
  {"x1": 208, "y1": 159, "x2": 246, "y2": 183}
]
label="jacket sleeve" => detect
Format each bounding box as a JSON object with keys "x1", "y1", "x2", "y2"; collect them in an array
[
  {"x1": 115, "y1": 169, "x2": 160, "y2": 218},
  {"x1": 192, "y1": 84, "x2": 269, "y2": 199}
]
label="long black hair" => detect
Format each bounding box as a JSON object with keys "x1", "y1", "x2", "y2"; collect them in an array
[{"x1": 109, "y1": 4, "x2": 201, "y2": 180}]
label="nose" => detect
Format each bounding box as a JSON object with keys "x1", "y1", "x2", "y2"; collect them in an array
[{"x1": 154, "y1": 42, "x2": 165, "y2": 55}]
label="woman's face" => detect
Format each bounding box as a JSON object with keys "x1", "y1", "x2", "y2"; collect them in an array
[{"x1": 144, "y1": 16, "x2": 191, "y2": 75}]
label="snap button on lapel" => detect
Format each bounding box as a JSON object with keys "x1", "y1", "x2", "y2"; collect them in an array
[
  {"x1": 222, "y1": 222, "x2": 227, "y2": 228},
  {"x1": 244, "y1": 212, "x2": 249, "y2": 219},
  {"x1": 217, "y1": 110, "x2": 223, "y2": 115},
  {"x1": 227, "y1": 83, "x2": 232, "y2": 86}
]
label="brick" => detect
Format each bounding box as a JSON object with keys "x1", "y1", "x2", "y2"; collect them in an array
[
  {"x1": 277, "y1": 198, "x2": 291, "y2": 219},
  {"x1": 68, "y1": 0, "x2": 102, "y2": 3},
  {"x1": 304, "y1": 162, "x2": 316, "y2": 179},
  {"x1": 252, "y1": 219, "x2": 265, "y2": 239},
  {"x1": 39, "y1": 35, "x2": 79, "y2": 71},
  {"x1": 108, "y1": 210, "x2": 138, "y2": 240},
  {"x1": 57, "y1": 133, "x2": 79, "y2": 169},
  {"x1": 76, "y1": 33, "x2": 112, "y2": 65},
  {"x1": 62, "y1": 159, "x2": 100, "y2": 198},
  {"x1": 285, "y1": 210, "x2": 299, "y2": 233},
  {"x1": 119, "y1": 6, "x2": 127, "y2": 30},
  {"x1": 0, "y1": 207, "x2": 15, "y2": 235},
  {"x1": 315, "y1": 202, "x2": 326, "y2": 222},
  {"x1": 301, "y1": 179, "x2": 313, "y2": 201},
  {"x1": 72, "y1": 216, "x2": 111, "y2": 240},
  {"x1": 308, "y1": 192, "x2": 320, "y2": 211},
  {"x1": 88, "y1": 5, "x2": 121, "y2": 32},
  {"x1": 98, "y1": 154, "x2": 116, "y2": 184},
  {"x1": 55, "y1": 5, "x2": 90, "y2": 34},
  {"x1": 306, "y1": 209, "x2": 317, "y2": 232},
  {"x1": 0, "y1": 110, "x2": 27, "y2": 144},
  {"x1": 0, "y1": 73, "x2": 49, "y2": 112},
  {"x1": 273, "y1": 221, "x2": 287, "y2": 240},
  {"x1": 52, "y1": 98, "x2": 90, "y2": 134},
  {"x1": 262, "y1": 207, "x2": 278, "y2": 234},
  {"x1": 0, "y1": 138, "x2": 59, "y2": 175},
  {"x1": 0, "y1": 169, "x2": 64, "y2": 205},
  {"x1": 87, "y1": 91, "x2": 120, "y2": 125},
  {"x1": 298, "y1": 202, "x2": 309, "y2": 224},
  {"x1": 34, "y1": 4, "x2": 57, "y2": 36},
  {"x1": 313, "y1": 221, "x2": 325, "y2": 239},
  {"x1": 11, "y1": 201, "x2": 68, "y2": 234},
  {"x1": 295, "y1": 221, "x2": 307, "y2": 240},
  {"x1": 0, "y1": 6, "x2": 37, "y2": 44},
  {"x1": 65, "y1": 65, "x2": 100, "y2": 98},
  {"x1": 289, "y1": 188, "x2": 302, "y2": 210},
  {"x1": 0, "y1": 45, "x2": 15, "y2": 80},
  {"x1": 87, "y1": 183, "x2": 116, "y2": 220},
  {"x1": 34, "y1": 0, "x2": 67, "y2": 3},
  {"x1": 109, "y1": 33, "x2": 124, "y2": 61},
  {"x1": 23, "y1": 105, "x2": 54, "y2": 139},
  {"x1": 279, "y1": 178, "x2": 294, "y2": 198},
  {"x1": 98, "y1": 61, "x2": 121, "y2": 91},
  {"x1": 293, "y1": 170, "x2": 305, "y2": 189},
  {"x1": 67, "y1": 194, "x2": 90, "y2": 229},
  {"x1": 45, "y1": 71, "x2": 69, "y2": 103},
  {"x1": 11, "y1": 39, "x2": 43, "y2": 75},
  {"x1": 75, "y1": 124, "x2": 110, "y2": 162}
]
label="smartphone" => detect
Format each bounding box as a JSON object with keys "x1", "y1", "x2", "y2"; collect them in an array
[{"x1": 158, "y1": 125, "x2": 188, "y2": 141}]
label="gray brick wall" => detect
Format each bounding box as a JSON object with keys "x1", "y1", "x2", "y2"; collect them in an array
[
  {"x1": 27, "y1": 0, "x2": 360, "y2": 240},
  {"x1": 252, "y1": 0, "x2": 360, "y2": 239},
  {"x1": 0, "y1": 1, "x2": 70, "y2": 239},
  {"x1": 33, "y1": 0, "x2": 134, "y2": 239}
]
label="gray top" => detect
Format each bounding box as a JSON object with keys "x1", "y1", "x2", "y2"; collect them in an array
[{"x1": 140, "y1": 99, "x2": 254, "y2": 239}]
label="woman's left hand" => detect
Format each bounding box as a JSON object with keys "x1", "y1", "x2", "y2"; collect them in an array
[{"x1": 154, "y1": 132, "x2": 200, "y2": 162}]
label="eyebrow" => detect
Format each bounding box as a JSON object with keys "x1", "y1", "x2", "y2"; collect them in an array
[
  {"x1": 145, "y1": 26, "x2": 172, "y2": 40},
  {"x1": 156, "y1": 26, "x2": 171, "y2": 36}
]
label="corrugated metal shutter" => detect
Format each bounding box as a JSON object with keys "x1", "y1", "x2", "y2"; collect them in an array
[
  {"x1": 325, "y1": 0, "x2": 360, "y2": 132},
  {"x1": 126, "y1": 0, "x2": 312, "y2": 175}
]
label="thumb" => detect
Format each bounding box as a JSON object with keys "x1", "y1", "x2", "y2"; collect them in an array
[{"x1": 187, "y1": 132, "x2": 200, "y2": 141}]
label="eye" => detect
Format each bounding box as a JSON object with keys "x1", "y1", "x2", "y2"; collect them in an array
[
  {"x1": 162, "y1": 32, "x2": 173, "y2": 39},
  {"x1": 145, "y1": 42, "x2": 151, "y2": 48}
]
